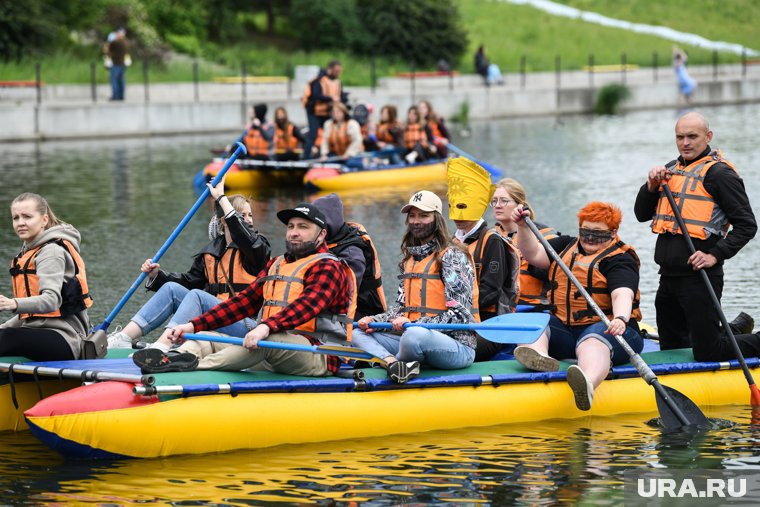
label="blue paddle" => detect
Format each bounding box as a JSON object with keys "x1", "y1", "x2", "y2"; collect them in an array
[
  {"x1": 366, "y1": 312, "x2": 548, "y2": 344},
  {"x1": 92, "y1": 142, "x2": 247, "y2": 341},
  {"x1": 446, "y1": 143, "x2": 502, "y2": 178},
  {"x1": 182, "y1": 333, "x2": 387, "y2": 365}
]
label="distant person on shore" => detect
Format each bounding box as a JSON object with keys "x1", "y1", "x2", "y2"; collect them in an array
[
  {"x1": 273, "y1": 107, "x2": 304, "y2": 162},
  {"x1": 418, "y1": 100, "x2": 450, "y2": 158},
  {"x1": 320, "y1": 102, "x2": 362, "y2": 159},
  {"x1": 672, "y1": 46, "x2": 697, "y2": 105},
  {"x1": 474, "y1": 45, "x2": 503, "y2": 86},
  {"x1": 107, "y1": 27, "x2": 129, "y2": 101},
  {"x1": 303, "y1": 60, "x2": 344, "y2": 160}
]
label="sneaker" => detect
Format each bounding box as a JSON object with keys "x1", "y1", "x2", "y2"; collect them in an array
[
  {"x1": 566, "y1": 364, "x2": 594, "y2": 411},
  {"x1": 729, "y1": 312, "x2": 754, "y2": 335},
  {"x1": 514, "y1": 346, "x2": 560, "y2": 372},
  {"x1": 386, "y1": 361, "x2": 420, "y2": 384},
  {"x1": 132, "y1": 348, "x2": 199, "y2": 374},
  {"x1": 107, "y1": 328, "x2": 133, "y2": 349}
]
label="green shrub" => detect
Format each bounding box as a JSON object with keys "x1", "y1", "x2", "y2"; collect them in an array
[{"x1": 594, "y1": 83, "x2": 631, "y2": 115}]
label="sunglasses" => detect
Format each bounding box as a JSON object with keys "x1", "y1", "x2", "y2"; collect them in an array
[{"x1": 578, "y1": 227, "x2": 614, "y2": 245}]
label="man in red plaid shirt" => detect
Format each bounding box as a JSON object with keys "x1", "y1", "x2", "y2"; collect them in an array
[{"x1": 133, "y1": 203, "x2": 356, "y2": 375}]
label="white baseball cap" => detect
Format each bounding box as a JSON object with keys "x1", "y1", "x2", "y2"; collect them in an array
[{"x1": 401, "y1": 190, "x2": 443, "y2": 214}]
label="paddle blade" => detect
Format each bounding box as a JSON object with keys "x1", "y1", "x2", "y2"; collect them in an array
[
  {"x1": 476, "y1": 312, "x2": 550, "y2": 344},
  {"x1": 656, "y1": 384, "x2": 711, "y2": 431},
  {"x1": 751, "y1": 384, "x2": 760, "y2": 408}
]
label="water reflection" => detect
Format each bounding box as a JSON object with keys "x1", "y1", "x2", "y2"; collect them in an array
[{"x1": 0, "y1": 407, "x2": 757, "y2": 505}]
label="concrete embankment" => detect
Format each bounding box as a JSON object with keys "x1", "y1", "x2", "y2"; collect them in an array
[{"x1": 1, "y1": 64, "x2": 758, "y2": 142}]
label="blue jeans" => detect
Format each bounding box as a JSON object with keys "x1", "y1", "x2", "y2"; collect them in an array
[
  {"x1": 110, "y1": 65, "x2": 125, "y2": 100},
  {"x1": 352, "y1": 328, "x2": 475, "y2": 369},
  {"x1": 546, "y1": 315, "x2": 643, "y2": 366},
  {"x1": 131, "y1": 282, "x2": 190, "y2": 335},
  {"x1": 168, "y1": 288, "x2": 256, "y2": 337}
]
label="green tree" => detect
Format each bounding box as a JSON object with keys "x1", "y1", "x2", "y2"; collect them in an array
[
  {"x1": 288, "y1": 0, "x2": 364, "y2": 51},
  {"x1": 0, "y1": 0, "x2": 62, "y2": 62},
  {"x1": 357, "y1": 0, "x2": 468, "y2": 66}
]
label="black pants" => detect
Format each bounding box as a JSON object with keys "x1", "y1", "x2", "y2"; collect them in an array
[
  {"x1": 655, "y1": 275, "x2": 760, "y2": 361},
  {"x1": 0, "y1": 328, "x2": 75, "y2": 361}
]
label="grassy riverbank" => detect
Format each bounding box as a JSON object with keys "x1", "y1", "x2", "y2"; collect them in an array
[{"x1": 0, "y1": 0, "x2": 755, "y2": 85}]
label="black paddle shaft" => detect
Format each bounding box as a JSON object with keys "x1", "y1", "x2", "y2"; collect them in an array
[
  {"x1": 522, "y1": 215, "x2": 699, "y2": 427},
  {"x1": 661, "y1": 183, "x2": 757, "y2": 388}
]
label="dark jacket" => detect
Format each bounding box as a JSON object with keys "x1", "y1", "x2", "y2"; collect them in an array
[{"x1": 633, "y1": 146, "x2": 757, "y2": 276}]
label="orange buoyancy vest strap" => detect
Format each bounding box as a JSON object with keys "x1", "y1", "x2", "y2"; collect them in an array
[
  {"x1": 327, "y1": 121, "x2": 350, "y2": 156},
  {"x1": 10, "y1": 239, "x2": 93, "y2": 319},
  {"x1": 244, "y1": 127, "x2": 270, "y2": 156},
  {"x1": 404, "y1": 124, "x2": 427, "y2": 150},
  {"x1": 274, "y1": 124, "x2": 300, "y2": 153},
  {"x1": 258, "y1": 253, "x2": 357, "y2": 340},
  {"x1": 548, "y1": 239, "x2": 642, "y2": 326},
  {"x1": 428, "y1": 119, "x2": 444, "y2": 141},
  {"x1": 376, "y1": 122, "x2": 398, "y2": 144},
  {"x1": 203, "y1": 249, "x2": 258, "y2": 301},
  {"x1": 400, "y1": 251, "x2": 448, "y2": 320},
  {"x1": 651, "y1": 150, "x2": 737, "y2": 240},
  {"x1": 517, "y1": 226, "x2": 558, "y2": 307}
]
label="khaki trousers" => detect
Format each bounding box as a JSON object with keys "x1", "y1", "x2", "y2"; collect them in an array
[{"x1": 177, "y1": 332, "x2": 329, "y2": 376}]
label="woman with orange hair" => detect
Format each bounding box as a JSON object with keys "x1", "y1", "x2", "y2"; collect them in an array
[{"x1": 509, "y1": 201, "x2": 643, "y2": 411}]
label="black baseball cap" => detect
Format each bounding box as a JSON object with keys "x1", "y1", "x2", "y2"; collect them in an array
[{"x1": 277, "y1": 202, "x2": 327, "y2": 229}]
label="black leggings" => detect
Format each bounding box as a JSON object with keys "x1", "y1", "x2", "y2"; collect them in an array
[{"x1": 0, "y1": 328, "x2": 75, "y2": 361}]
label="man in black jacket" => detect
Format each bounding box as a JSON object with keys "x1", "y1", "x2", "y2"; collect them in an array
[{"x1": 634, "y1": 111, "x2": 759, "y2": 361}]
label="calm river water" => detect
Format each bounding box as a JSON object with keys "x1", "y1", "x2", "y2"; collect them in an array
[{"x1": 0, "y1": 104, "x2": 759, "y2": 505}]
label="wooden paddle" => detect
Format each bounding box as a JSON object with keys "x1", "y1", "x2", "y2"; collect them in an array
[
  {"x1": 366, "y1": 312, "x2": 549, "y2": 344},
  {"x1": 662, "y1": 182, "x2": 760, "y2": 407},
  {"x1": 522, "y1": 215, "x2": 710, "y2": 430},
  {"x1": 182, "y1": 333, "x2": 388, "y2": 366},
  {"x1": 88, "y1": 142, "x2": 247, "y2": 346}
]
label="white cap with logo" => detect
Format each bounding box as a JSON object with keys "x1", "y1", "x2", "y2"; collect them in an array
[{"x1": 401, "y1": 190, "x2": 443, "y2": 214}]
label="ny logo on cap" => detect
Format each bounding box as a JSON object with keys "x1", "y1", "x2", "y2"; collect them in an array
[{"x1": 412, "y1": 193, "x2": 423, "y2": 202}]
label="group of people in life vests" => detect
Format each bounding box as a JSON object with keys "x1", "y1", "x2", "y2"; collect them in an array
[
  {"x1": 235, "y1": 60, "x2": 451, "y2": 165},
  {"x1": 2, "y1": 111, "x2": 757, "y2": 413}
]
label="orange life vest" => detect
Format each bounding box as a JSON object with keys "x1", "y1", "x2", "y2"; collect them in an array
[
  {"x1": 312, "y1": 76, "x2": 341, "y2": 117},
  {"x1": 377, "y1": 122, "x2": 400, "y2": 144},
  {"x1": 10, "y1": 239, "x2": 93, "y2": 319},
  {"x1": 244, "y1": 127, "x2": 270, "y2": 156},
  {"x1": 327, "y1": 222, "x2": 386, "y2": 316},
  {"x1": 548, "y1": 239, "x2": 642, "y2": 326},
  {"x1": 202, "y1": 249, "x2": 258, "y2": 301},
  {"x1": 327, "y1": 121, "x2": 350, "y2": 156},
  {"x1": 516, "y1": 226, "x2": 559, "y2": 309},
  {"x1": 427, "y1": 118, "x2": 447, "y2": 145},
  {"x1": 400, "y1": 247, "x2": 478, "y2": 322},
  {"x1": 404, "y1": 123, "x2": 427, "y2": 150},
  {"x1": 258, "y1": 253, "x2": 357, "y2": 342},
  {"x1": 274, "y1": 123, "x2": 301, "y2": 154},
  {"x1": 651, "y1": 150, "x2": 737, "y2": 240},
  {"x1": 467, "y1": 228, "x2": 520, "y2": 315}
]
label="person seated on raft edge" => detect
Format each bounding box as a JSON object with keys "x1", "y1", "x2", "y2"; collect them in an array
[
  {"x1": 418, "y1": 100, "x2": 450, "y2": 158},
  {"x1": 320, "y1": 102, "x2": 363, "y2": 161},
  {"x1": 353, "y1": 190, "x2": 477, "y2": 384},
  {"x1": 492, "y1": 178, "x2": 561, "y2": 316},
  {"x1": 510, "y1": 201, "x2": 644, "y2": 411},
  {"x1": 107, "y1": 179, "x2": 271, "y2": 350},
  {"x1": 132, "y1": 203, "x2": 357, "y2": 375},
  {"x1": 446, "y1": 158, "x2": 521, "y2": 363},
  {"x1": 403, "y1": 105, "x2": 434, "y2": 165},
  {"x1": 312, "y1": 193, "x2": 386, "y2": 320},
  {"x1": 273, "y1": 106, "x2": 305, "y2": 162},
  {"x1": 0, "y1": 193, "x2": 92, "y2": 361}
]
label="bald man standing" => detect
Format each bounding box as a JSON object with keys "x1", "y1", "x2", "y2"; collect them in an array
[{"x1": 634, "y1": 112, "x2": 759, "y2": 361}]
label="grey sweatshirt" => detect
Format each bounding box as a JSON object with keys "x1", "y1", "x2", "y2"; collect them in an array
[{"x1": 1, "y1": 224, "x2": 91, "y2": 358}]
